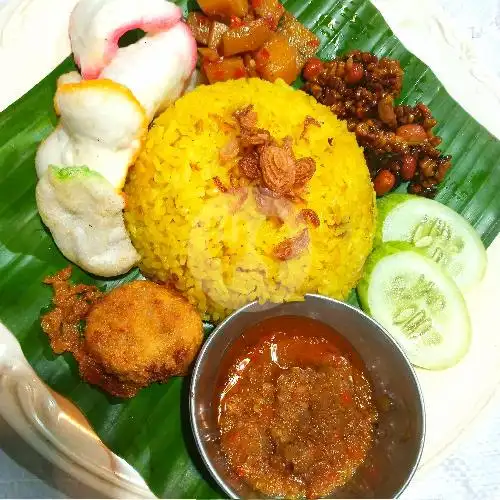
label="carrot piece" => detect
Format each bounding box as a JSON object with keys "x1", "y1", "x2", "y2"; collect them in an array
[{"x1": 230, "y1": 16, "x2": 245, "y2": 28}]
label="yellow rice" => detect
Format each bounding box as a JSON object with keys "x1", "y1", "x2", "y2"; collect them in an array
[{"x1": 124, "y1": 78, "x2": 375, "y2": 321}]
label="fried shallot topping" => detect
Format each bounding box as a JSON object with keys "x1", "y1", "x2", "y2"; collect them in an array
[
  {"x1": 234, "y1": 105, "x2": 258, "y2": 129},
  {"x1": 273, "y1": 228, "x2": 310, "y2": 261},
  {"x1": 297, "y1": 208, "x2": 320, "y2": 228},
  {"x1": 214, "y1": 106, "x2": 324, "y2": 261},
  {"x1": 219, "y1": 138, "x2": 240, "y2": 164},
  {"x1": 294, "y1": 157, "x2": 316, "y2": 187},
  {"x1": 213, "y1": 175, "x2": 228, "y2": 192},
  {"x1": 231, "y1": 107, "x2": 320, "y2": 196},
  {"x1": 238, "y1": 150, "x2": 260, "y2": 179},
  {"x1": 240, "y1": 127, "x2": 271, "y2": 147},
  {"x1": 300, "y1": 115, "x2": 321, "y2": 140},
  {"x1": 260, "y1": 144, "x2": 296, "y2": 195},
  {"x1": 254, "y1": 187, "x2": 293, "y2": 220}
]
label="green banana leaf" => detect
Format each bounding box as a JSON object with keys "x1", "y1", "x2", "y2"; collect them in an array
[{"x1": 0, "y1": 0, "x2": 499, "y2": 497}]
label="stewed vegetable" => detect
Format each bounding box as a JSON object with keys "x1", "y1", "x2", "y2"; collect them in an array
[
  {"x1": 221, "y1": 19, "x2": 273, "y2": 56},
  {"x1": 255, "y1": 33, "x2": 298, "y2": 84},
  {"x1": 197, "y1": 0, "x2": 249, "y2": 18},
  {"x1": 188, "y1": 0, "x2": 319, "y2": 84}
]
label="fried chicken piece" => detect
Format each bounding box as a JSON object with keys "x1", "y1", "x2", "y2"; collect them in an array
[{"x1": 83, "y1": 281, "x2": 203, "y2": 388}]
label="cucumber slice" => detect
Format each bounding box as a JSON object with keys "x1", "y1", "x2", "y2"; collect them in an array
[
  {"x1": 357, "y1": 242, "x2": 471, "y2": 370},
  {"x1": 376, "y1": 194, "x2": 486, "y2": 291}
]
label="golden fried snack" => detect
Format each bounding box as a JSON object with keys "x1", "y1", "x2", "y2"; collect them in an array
[
  {"x1": 41, "y1": 269, "x2": 203, "y2": 398},
  {"x1": 84, "y1": 280, "x2": 203, "y2": 387}
]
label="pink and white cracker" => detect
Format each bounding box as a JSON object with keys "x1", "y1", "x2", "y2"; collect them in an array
[
  {"x1": 69, "y1": 0, "x2": 182, "y2": 79},
  {"x1": 100, "y1": 22, "x2": 197, "y2": 119}
]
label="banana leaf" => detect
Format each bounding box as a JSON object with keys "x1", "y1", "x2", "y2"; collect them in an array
[{"x1": 0, "y1": 0, "x2": 499, "y2": 497}]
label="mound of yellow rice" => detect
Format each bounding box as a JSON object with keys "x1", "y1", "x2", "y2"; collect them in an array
[{"x1": 124, "y1": 79, "x2": 375, "y2": 321}]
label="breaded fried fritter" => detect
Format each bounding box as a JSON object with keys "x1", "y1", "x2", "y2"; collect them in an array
[
  {"x1": 41, "y1": 268, "x2": 203, "y2": 398},
  {"x1": 84, "y1": 280, "x2": 203, "y2": 387}
]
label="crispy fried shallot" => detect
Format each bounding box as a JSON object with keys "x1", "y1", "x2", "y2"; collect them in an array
[{"x1": 273, "y1": 228, "x2": 310, "y2": 261}]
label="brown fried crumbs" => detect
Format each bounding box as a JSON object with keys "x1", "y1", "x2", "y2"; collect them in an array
[
  {"x1": 41, "y1": 266, "x2": 103, "y2": 354},
  {"x1": 41, "y1": 267, "x2": 140, "y2": 398},
  {"x1": 300, "y1": 115, "x2": 321, "y2": 140}
]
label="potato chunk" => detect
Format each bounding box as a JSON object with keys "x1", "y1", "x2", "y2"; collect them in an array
[
  {"x1": 198, "y1": 0, "x2": 249, "y2": 19},
  {"x1": 186, "y1": 12, "x2": 212, "y2": 45},
  {"x1": 255, "y1": 34, "x2": 299, "y2": 84},
  {"x1": 208, "y1": 20, "x2": 229, "y2": 49},
  {"x1": 203, "y1": 56, "x2": 247, "y2": 83},
  {"x1": 277, "y1": 12, "x2": 320, "y2": 68},
  {"x1": 222, "y1": 19, "x2": 273, "y2": 56},
  {"x1": 252, "y1": 0, "x2": 284, "y2": 29}
]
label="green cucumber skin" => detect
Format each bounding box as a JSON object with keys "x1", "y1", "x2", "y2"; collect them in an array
[
  {"x1": 374, "y1": 194, "x2": 413, "y2": 247},
  {"x1": 374, "y1": 193, "x2": 487, "y2": 291},
  {"x1": 357, "y1": 241, "x2": 418, "y2": 316},
  {"x1": 50, "y1": 165, "x2": 105, "y2": 182},
  {"x1": 357, "y1": 242, "x2": 471, "y2": 370}
]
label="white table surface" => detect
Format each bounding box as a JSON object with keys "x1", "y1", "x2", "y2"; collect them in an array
[{"x1": 0, "y1": 0, "x2": 499, "y2": 498}]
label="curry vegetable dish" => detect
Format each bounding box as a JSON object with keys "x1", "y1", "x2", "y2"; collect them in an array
[{"x1": 31, "y1": 0, "x2": 488, "y2": 497}]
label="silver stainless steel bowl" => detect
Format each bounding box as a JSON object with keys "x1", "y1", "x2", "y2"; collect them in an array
[{"x1": 190, "y1": 295, "x2": 425, "y2": 499}]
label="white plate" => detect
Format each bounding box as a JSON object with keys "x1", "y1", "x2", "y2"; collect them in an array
[{"x1": 0, "y1": 0, "x2": 499, "y2": 497}]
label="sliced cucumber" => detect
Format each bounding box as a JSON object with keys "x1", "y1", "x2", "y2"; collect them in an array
[
  {"x1": 376, "y1": 194, "x2": 486, "y2": 291},
  {"x1": 357, "y1": 242, "x2": 471, "y2": 370}
]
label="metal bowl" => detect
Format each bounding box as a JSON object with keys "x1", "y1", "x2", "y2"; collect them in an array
[{"x1": 190, "y1": 295, "x2": 425, "y2": 498}]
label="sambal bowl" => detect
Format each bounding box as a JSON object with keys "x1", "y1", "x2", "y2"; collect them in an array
[{"x1": 190, "y1": 295, "x2": 425, "y2": 498}]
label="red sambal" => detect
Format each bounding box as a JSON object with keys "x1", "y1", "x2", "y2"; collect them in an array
[{"x1": 216, "y1": 315, "x2": 378, "y2": 498}]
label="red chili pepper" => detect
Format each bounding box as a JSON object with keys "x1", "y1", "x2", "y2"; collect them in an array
[
  {"x1": 264, "y1": 17, "x2": 279, "y2": 30},
  {"x1": 255, "y1": 48, "x2": 271, "y2": 71},
  {"x1": 214, "y1": 69, "x2": 225, "y2": 81},
  {"x1": 233, "y1": 67, "x2": 247, "y2": 78},
  {"x1": 251, "y1": 0, "x2": 263, "y2": 7},
  {"x1": 258, "y1": 48, "x2": 270, "y2": 60},
  {"x1": 341, "y1": 390, "x2": 352, "y2": 405},
  {"x1": 230, "y1": 16, "x2": 245, "y2": 28},
  {"x1": 307, "y1": 38, "x2": 320, "y2": 47}
]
